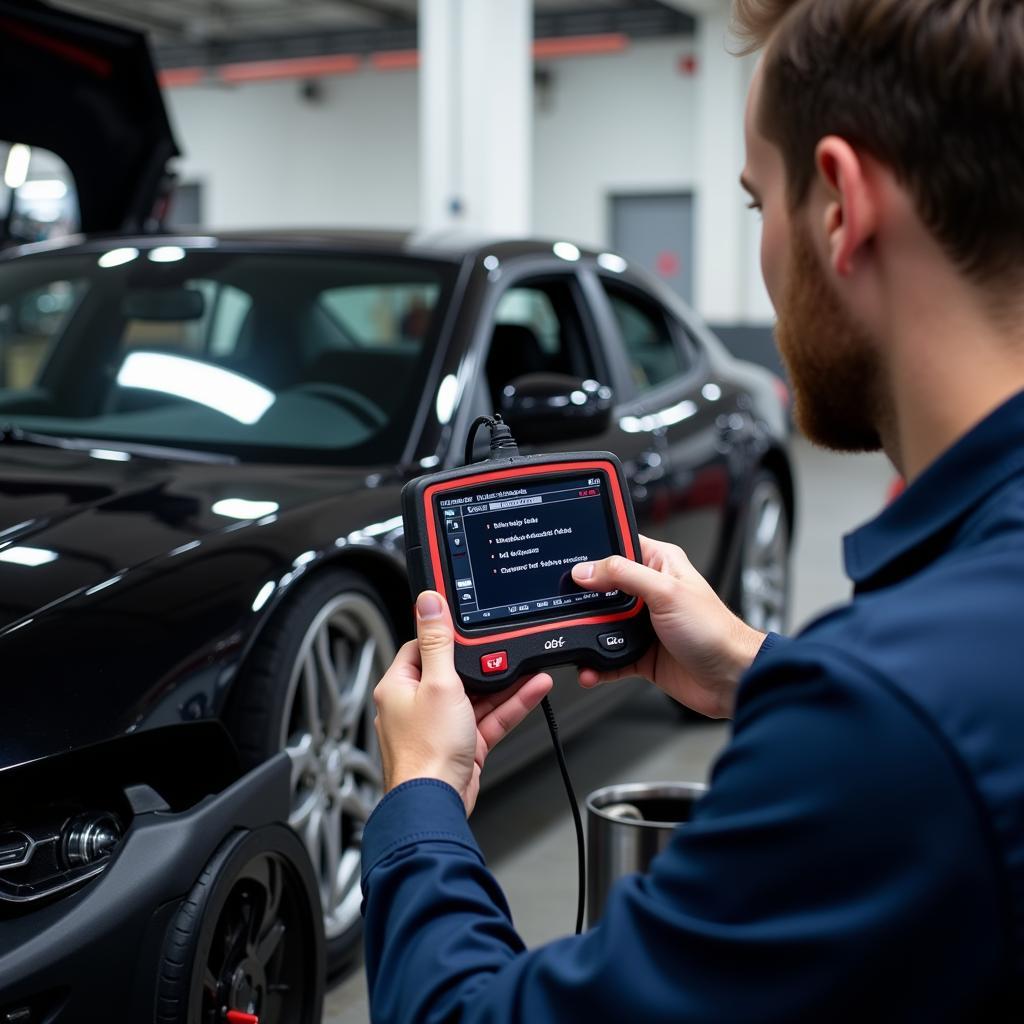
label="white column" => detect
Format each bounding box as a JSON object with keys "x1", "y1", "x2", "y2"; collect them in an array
[
  {"x1": 693, "y1": 1, "x2": 749, "y2": 324},
  {"x1": 419, "y1": 0, "x2": 533, "y2": 236}
]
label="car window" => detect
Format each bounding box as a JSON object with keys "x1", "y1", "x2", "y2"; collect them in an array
[
  {"x1": 486, "y1": 278, "x2": 597, "y2": 406},
  {"x1": 0, "y1": 279, "x2": 85, "y2": 389},
  {"x1": 601, "y1": 280, "x2": 693, "y2": 393},
  {"x1": 319, "y1": 283, "x2": 441, "y2": 347},
  {"x1": 0, "y1": 251, "x2": 455, "y2": 465},
  {"x1": 1, "y1": 142, "x2": 79, "y2": 246}
]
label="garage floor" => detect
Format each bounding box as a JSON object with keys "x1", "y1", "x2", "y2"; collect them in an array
[{"x1": 323, "y1": 436, "x2": 894, "y2": 1022}]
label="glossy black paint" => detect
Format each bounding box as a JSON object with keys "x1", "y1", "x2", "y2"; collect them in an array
[{"x1": 0, "y1": 232, "x2": 791, "y2": 778}]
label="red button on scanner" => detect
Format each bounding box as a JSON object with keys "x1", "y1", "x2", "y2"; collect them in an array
[{"x1": 481, "y1": 651, "x2": 508, "y2": 675}]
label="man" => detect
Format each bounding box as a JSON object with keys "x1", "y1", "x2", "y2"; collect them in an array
[{"x1": 363, "y1": 0, "x2": 1024, "y2": 1018}]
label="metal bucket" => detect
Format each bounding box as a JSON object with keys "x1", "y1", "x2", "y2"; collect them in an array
[{"x1": 585, "y1": 781, "x2": 708, "y2": 927}]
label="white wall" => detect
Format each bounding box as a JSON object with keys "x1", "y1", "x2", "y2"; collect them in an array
[{"x1": 164, "y1": 35, "x2": 770, "y2": 325}]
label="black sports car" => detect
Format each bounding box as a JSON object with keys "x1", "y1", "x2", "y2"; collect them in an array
[{"x1": 0, "y1": 0, "x2": 794, "y2": 987}]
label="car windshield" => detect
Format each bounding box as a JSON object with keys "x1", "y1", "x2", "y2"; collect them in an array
[{"x1": 0, "y1": 247, "x2": 455, "y2": 464}]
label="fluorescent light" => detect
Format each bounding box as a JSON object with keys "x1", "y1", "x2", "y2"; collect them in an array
[
  {"x1": 4, "y1": 145, "x2": 30, "y2": 189},
  {"x1": 89, "y1": 448, "x2": 131, "y2": 462},
  {"x1": 212, "y1": 498, "x2": 280, "y2": 520},
  {"x1": 148, "y1": 245, "x2": 186, "y2": 263},
  {"x1": 0, "y1": 546, "x2": 57, "y2": 567},
  {"x1": 293, "y1": 550, "x2": 316, "y2": 567},
  {"x1": 553, "y1": 241, "x2": 581, "y2": 262},
  {"x1": 597, "y1": 252, "x2": 628, "y2": 273},
  {"x1": 18, "y1": 179, "x2": 66, "y2": 201},
  {"x1": 435, "y1": 374, "x2": 458, "y2": 425},
  {"x1": 702, "y1": 383, "x2": 722, "y2": 402},
  {"x1": 252, "y1": 580, "x2": 276, "y2": 612},
  {"x1": 98, "y1": 247, "x2": 139, "y2": 269},
  {"x1": 118, "y1": 352, "x2": 275, "y2": 424},
  {"x1": 483, "y1": 255, "x2": 500, "y2": 271}
]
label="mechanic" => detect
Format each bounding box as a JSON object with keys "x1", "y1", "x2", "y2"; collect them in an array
[{"x1": 362, "y1": 1, "x2": 1024, "y2": 1019}]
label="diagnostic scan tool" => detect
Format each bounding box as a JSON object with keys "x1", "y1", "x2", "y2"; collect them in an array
[{"x1": 402, "y1": 445, "x2": 654, "y2": 693}]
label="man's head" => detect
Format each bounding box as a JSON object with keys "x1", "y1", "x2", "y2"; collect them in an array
[{"x1": 736, "y1": 0, "x2": 1024, "y2": 454}]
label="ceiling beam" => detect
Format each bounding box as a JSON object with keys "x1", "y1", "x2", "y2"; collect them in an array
[
  {"x1": 320, "y1": 0, "x2": 414, "y2": 28},
  {"x1": 654, "y1": 0, "x2": 730, "y2": 15}
]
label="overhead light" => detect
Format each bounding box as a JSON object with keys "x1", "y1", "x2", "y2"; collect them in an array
[
  {"x1": 4, "y1": 145, "x2": 30, "y2": 190},
  {"x1": 117, "y1": 352, "x2": 275, "y2": 424},
  {"x1": 148, "y1": 246, "x2": 186, "y2": 263},
  {"x1": 251, "y1": 580, "x2": 276, "y2": 612},
  {"x1": 702, "y1": 383, "x2": 722, "y2": 402},
  {"x1": 597, "y1": 252, "x2": 628, "y2": 274},
  {"x1": 435, "y1": 373, "x2": 458, "y2": 425},
  {"x1": 553, "y1": 241, "x2": 581, "y2": 262},
  {"x1": 18, "y1": 179, "x2": 67, "y2": 201},
  {"x1": 0, "y1": 546, "x2": 57, "y2": 567},
  {"x1": 212, "y1": 498, "x2": 280, "y2": 520},
  {"x1": 89, "y1": 448, "x2": 131, "y2": 462},
  {"x1": 483, "y1": 255, "x2": 500, "y2": 271},
  {"x1": 292, "y1": 550, "x2": 316, "y2": 568},
  {"x1": 98, "y1": 247, "x2": 139, "y2": 269}
]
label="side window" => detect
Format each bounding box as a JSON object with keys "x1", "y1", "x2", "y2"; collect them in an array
[
  {"x1": 601, "y1": 280, "x2": 693, "y2": 393},
  {"x1": 0, "y1": 280, "x2": 85, "y2": 389},
  {"x1": 486, "y1": 278, "x2": 596, "y2": 406}
]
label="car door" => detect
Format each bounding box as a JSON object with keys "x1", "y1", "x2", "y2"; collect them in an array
[{"x1": 587, "y1": 270, "x2": 732, "y2": 581}]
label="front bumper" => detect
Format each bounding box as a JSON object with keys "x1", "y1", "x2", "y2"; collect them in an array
[{"x1": 0, "y1": 752, "x2": 299, "y2": 1022}]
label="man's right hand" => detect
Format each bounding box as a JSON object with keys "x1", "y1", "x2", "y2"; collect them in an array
[{"x1": 570, "y1": 536, "x2": 767, "y2": 719}]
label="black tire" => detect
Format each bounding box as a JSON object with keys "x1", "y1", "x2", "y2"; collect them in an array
[
  {"x1": 728, "y1": 468, "x2": 792, "y2": 634},
  {"x1": 156, "y1": 823, "x2": 324, "y2": 1024},
  {"x1": 225, "y1": 568, "x2": 397, "y2": 978}
]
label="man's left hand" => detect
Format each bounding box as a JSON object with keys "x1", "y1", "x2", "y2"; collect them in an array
[{"x1": 373, "y1": 590, "x2": 553, "y2": 815}]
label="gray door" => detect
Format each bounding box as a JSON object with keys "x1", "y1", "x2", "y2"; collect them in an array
[{"x1": 610, "y1": 192, "x2": 694, "y2": 305}]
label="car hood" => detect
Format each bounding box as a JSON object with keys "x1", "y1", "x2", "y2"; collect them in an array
[
  {"x1": 0, "y1": 444, "x2": 389, "y2": 632},
  {"x1": 0, "y1": 0, "x2": 179, "y2": 234}
]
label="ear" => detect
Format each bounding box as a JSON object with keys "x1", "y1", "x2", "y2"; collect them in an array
[{"x1": 814, "y1": 136, "x2": 878, "y2": 278}]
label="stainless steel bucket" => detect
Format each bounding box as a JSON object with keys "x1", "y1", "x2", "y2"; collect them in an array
[{"x1": 585, "y1": 781, "x2": 708, "y2": 927}]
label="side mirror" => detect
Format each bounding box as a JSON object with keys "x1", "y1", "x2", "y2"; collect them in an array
[{"x1": 499, "y1": 373, "x2": 613, "y2": 443}]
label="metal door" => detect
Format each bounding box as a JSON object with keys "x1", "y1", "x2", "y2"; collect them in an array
[{"x1": 610, "y1": 193, "x2": 695, "y2": 305}]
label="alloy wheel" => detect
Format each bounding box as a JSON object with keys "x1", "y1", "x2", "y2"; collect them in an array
[
  {"x1": 740, "y1": 476, "x2": 790, "y2": 634},
  {"x1": 279, "y1": 592, "x2": 394, "y2": 941}
]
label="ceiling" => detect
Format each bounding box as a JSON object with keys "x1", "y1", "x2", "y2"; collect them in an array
[{"x1": 50, "y1": 0, "x2": 695, "y2": 67}]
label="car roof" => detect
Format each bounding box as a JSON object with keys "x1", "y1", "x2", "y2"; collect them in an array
[{"x1": 1, "y1": 229, "x2": 608, "y2": 266}]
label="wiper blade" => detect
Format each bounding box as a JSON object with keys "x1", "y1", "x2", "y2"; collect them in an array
[{"x1": 0, "y1": 426, "x2": 239, "y2": 465}]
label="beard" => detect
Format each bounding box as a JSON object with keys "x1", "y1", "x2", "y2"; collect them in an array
[{"x1": 775, "y1": 224, "x2": 885, "y2": 453}]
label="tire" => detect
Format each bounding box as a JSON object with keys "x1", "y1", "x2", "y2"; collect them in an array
[
  {"x1": 156, "y1": 823, "x2": 324, "y2": 1024},
  {"x1": 225, "y1": 568, "x2": 397, "y2": 978},
  {"x1": 729, "y1": 469, "x2": 791, "y2": 635}
]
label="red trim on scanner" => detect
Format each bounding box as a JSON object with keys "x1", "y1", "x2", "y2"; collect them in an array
[{"x1": 424, "y1": 461, "x2": 644, "y2": 647}]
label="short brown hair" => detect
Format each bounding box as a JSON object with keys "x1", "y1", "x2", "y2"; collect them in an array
[{"x1": 733, "y1": 0, "x2": 1024, "y2": 283}]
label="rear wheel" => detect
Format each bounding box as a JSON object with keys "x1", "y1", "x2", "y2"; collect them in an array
[
  {"x1": 732, "y1": 470, "x2": 791, "y2": 634},
  {"x1": 227, "y1": 569, "x2": 396, "y2": 977}
]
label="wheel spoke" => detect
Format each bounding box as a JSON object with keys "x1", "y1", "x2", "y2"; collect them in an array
[
  {"x1": 203, "y1": 965, "x2": 219, "y2": 999},
  {"x1": 255, "y1": 919, "x2": 286, "y2": 968},
  {"x1": 345, "y1": 746, "x2": 383, "y2": 789},
  {"x1": 341, "y1": 637, "x2": 378, "y2": 734},
  {"x1": 322, "y1": 803, "x2": 343, "y2": 908},
  {"x1": 341, "y1": 777, "x2": 377, "y2": 824},
  {"x1": 301, "y1": 652, "x2": 324, "y2": 743},
  {"x1": 316, "y1": 626, "x2": 343, "y2": 737},
  {"x1": 285, "y1": 732, "x2": 316, "y2": 790}
]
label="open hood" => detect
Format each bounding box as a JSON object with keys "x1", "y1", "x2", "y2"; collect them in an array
[{"x1": 0, "y1": 0, "x2": 180, "y2": 233}]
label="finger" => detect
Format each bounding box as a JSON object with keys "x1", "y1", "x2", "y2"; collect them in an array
[
  {"x1": 414, "y1": 591, "x2": 459, "y2": 692},
  {"x1": 571, "y1": 553, "x2": 675, "y2": 612},
  {"x1": 476, "y1": 673, "x2": 553, "y2": 753},
  {"x1": 577, "y1": 662, "x2": 641, "y2": 689}
]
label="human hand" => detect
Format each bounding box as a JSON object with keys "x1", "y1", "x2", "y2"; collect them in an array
[
  {"x1": 373, "y1": 591, "x2": 553, "y2": 815},
  {"x1": 570, "y1": 536, "x2": 765, "y2": 719}
]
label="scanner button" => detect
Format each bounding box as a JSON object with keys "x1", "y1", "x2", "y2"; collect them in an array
[
  {"x1": 481, "y1": 651, "x2": 508, "y2": 675},
  {"x1": 598, "y1": 632, "x2": 627, "y2": 651}
]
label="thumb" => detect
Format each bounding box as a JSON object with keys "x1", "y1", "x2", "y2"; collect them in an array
[
  {"x1": 571, "y1": 555, "x2": 674, "y2": 613},
  {"x1": 415, "y1": 591, "x2": 458, "y2": 679}
]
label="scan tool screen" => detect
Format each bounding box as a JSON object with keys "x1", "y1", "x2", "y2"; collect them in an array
[{"x1": 436, "y1": 471, "x2": 634, "y2": 630}]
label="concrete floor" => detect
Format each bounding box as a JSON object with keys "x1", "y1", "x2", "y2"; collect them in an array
[{"x1": 323, "y1": 436, "x2": 895, "y2": 1022}]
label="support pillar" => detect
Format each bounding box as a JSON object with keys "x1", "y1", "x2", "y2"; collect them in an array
[{"x1": 419, "y1": 0, "x2": 533, "y2": 236}]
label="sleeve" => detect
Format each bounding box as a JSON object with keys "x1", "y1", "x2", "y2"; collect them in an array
[{"x1": 360, "y1": 647, "x2": 1005, "y2": 1024}]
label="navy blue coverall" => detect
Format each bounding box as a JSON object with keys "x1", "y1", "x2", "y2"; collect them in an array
[{"x1": 360, "y1": 391, "x2": 1024, "y2": 1022}]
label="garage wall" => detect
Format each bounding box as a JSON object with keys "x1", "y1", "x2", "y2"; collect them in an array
[{"x1": 165, "y1": 37, "x2": 698, "y2": 243}]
